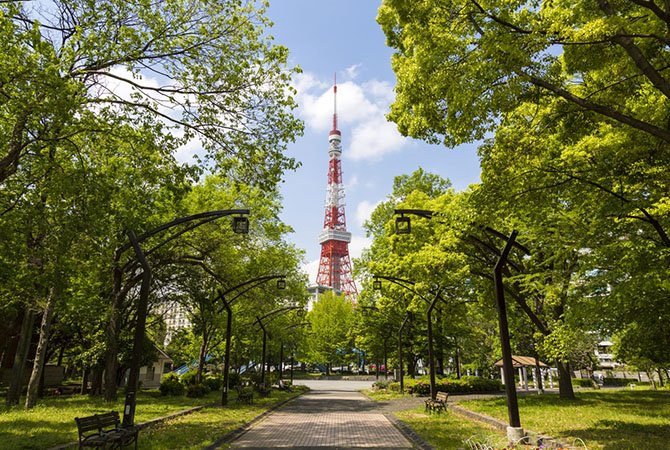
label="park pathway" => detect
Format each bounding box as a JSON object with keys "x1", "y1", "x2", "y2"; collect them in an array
[{"x1": 228, "y1": 381, "x2": 414, "y2": 449}]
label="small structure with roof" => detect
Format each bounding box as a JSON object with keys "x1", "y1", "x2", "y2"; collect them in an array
[{"x1": 494, "y1": 355, "x2": 554, "y2": 390}]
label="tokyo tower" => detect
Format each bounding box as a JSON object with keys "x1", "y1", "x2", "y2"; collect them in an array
[{"x1": 315, "y1": 78, "x2": 358, "y2": 296}]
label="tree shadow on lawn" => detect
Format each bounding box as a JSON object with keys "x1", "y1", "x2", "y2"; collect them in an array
[
  {"x1": 562, "y1": 420, "x2": 670, "y2": 450},
  {"x1": 0, "y1": 416, "x2": 76, "y2": 449},
  {"x1": 517, "y1": 390, "x2": 670, "y2": 419}
]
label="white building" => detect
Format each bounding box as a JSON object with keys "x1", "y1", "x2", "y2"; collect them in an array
[{"x1": 156, "y1": 300, "x2": 192, "y2": 347}]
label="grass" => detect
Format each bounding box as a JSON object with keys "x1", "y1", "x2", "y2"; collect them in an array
[
  {"x1": 364, "y1": 388, "x2": 507, "y2": 448},
  {"x1": 0, "y1": 387, "x2": 306, "y2": 450},
  {"x1": 458, "y1": 387, "x2": 670, "y2": 449},
  {"x1": 396, "y1": 407, "x2": 506, "y2": 449}
]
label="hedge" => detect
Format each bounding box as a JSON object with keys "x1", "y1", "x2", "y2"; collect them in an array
[{"x1": 388, "y1": 376, "x2": 502, "y2": 395}]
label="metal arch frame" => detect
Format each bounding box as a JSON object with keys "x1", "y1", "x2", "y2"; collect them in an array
[
  {"x1": 391, "y1": 207, "x2": 531, "y2": 429},
  {"x1": 121, "y1": 209, "x2": 250, "y2": 428},
  {"x1": 372, "y1": 274, "x2": 447, "y2": 400},
  {"x1": 254, "y1": 305, "x2": 304, "y2": 388},
  {"x1": 216, "y1": 274, "x2": 287, "y2": 406}
]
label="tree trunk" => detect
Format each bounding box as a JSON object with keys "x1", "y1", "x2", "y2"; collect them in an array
[
  {"x1": 91, "y1": 367, "x2": 103, "y2": 395},
  {"x1": 534, "y1": 356, "x2": 544, "y2": 393},
  {"x1": 556, "y1": 360, "x2": 575, "y2": 399},
  {"x1": 81, "y1": 367, "x2": 89, "y2": 395},
  {"x1": 6, "y1": 308, "x2": 36, "y2": 406},
  {"x1": 25, "y1": 288, "x2": 57, "y2": 409},
  {"x1": 656, "y1": 369, "x2": 664, "y2": 387},
  {"x1": 196, "y1": 335, "x2": 208, "y2": 384},
  {"x1": 104, "y1": 264, "x2": 124, "y2": 402},
  {"x1": 454, "y1": 348, "x2": 461, "y2": 379},
  {"x1": 647, "y1": 370, "x2": 657, "y2": 389}
]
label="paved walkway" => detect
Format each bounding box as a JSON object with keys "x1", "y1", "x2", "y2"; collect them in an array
[{"x1": 229, "y1": 387, "x2": 414, "y2": 449}]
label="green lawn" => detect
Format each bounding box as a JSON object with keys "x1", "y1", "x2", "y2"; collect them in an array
[
  {"x1": 0, "y1": 388, "x2": 304, "y2": 450},
  {"x1": 364, "y1": 389, "x2": 507, "y2": 448},
  {"x1": 395, "y1": 407, "x2": 507, "y2": 449},
  {"x1": 458, "y1": 388, "x2": 670, "y2": 449}
]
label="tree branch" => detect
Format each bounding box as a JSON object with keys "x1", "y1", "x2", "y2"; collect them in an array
[
  {"x1": 597, "y1": 0, "x2": 670, "y2": 99},
  {"x1": 521, "y1": 70, "x2": 670, "y2": 142}
]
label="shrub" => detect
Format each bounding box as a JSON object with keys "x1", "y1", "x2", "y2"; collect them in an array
[
  {"x1": 394, "y1": 376, "x2": 503, "y2": 395},
  {"x1": 180, "y1": 370, "x2": 198, "y2": 386},
  {"x1": 387, "y1": 381, "x2": 401, "y2": 392},
  {"x1": 372, "y1": 380, "x2": 390, "y2": 390},
  {"x1": 603, "y1": 377, "x2": 649, "y2": 387},
  {"x1": 159, "y1": 373, "x2": 184, "y2": 396},
  {"x1": 228, "y1": 372, "x2": 241, "y2": 387},
  {"x1": 185, "y1": 383, "x2": 211, "y2": 398},
  {"x1": 572, "y1": 378, "x2": 597, "y2": 388},
  {"x1": 202, "y1": 374, "x2": 222, "y2": 391}
]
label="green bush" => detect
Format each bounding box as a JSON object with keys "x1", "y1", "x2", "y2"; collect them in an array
[
  {"x1": 228, "y1": 372, "x2": 241, "y2": 387},
  {"x1": 572, "y1": 378, "x2": 597, "y2": 388},
  {"x1": 372, "y1": 380, "x2": 390, "y2": 390},
  {"x1": 388, "y1": 381, "x2": 401, "y2": 392},
  {"x1": 159, "y1": 373, "x2": 184, "y2": 396},
  {"x1": 202, "y1": 374, "x2": 222, "y2": 391},
  {"x1": 180, "y1": 370, "x2": 197, "y2": 386},
  {"x1": 391, "y1": 376, "x2": 503, "y2": 395},
  {"x1": 603, "y1": 377, "x2": 630, "y2": 387},
  {"x1": 185, "y1": 383, "x2": 211, "y2": 398}
]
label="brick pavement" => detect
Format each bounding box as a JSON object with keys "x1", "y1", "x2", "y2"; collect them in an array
[{"x1": 229, "y1": 390, "x2": 414, "y2": 449}]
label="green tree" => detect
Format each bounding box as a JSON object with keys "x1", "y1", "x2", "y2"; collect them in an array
[
  {"x1": 306, "y1": 292, "x2": 355, "y2": 373},
  {"x1": 378, "y1": 0, "x2": 670, "y2": 145},
  {"x1": 1, "y1": 0, "x2": 303, "y2": 188}
]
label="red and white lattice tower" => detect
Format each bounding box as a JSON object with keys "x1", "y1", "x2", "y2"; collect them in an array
[{"x1": 315, "y1": 78, "x2": 358, "y2": 296}]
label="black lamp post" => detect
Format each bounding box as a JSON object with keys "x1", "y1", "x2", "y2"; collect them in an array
[
  {"x1": 398, "y1": 313, "x2": 411, "y2": 393},
  {"x1": 217, "y1": 275, "x2": 286, "y2": 405},
  {"x1": 392, "y1": 208, "x2": 530, "y2": 435},
  {"x1": 120, "y1": 209, "x2": 250, "y2": 428},
  {"x1": 373, "y1": 275, "x2": 444, "y2": 400},
  {"x1": 254, "y1": 305, "x2": 303, "y2": 388}
]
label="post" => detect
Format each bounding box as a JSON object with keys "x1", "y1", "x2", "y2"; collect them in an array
[
  {"x1": 279, "y1": 342, "x2": 284, "y2": 380},
  {"x1": 427, "y1": 293, "x2": 440, "y2": 400},
  {"x1": 494, "y1": 230, "x2": 522, "y2": 432},
  {"x1": 383, "y1": 337, "x2": 388, "y2": 380},
  {"x1": 398, "y1": 313, "x2": 410, "y2": 393},
  {"x1": 123, "y1": 230, "x2": 152, "y2": 428},
  {"x1": 221, "y1": 298, "x2": 233, "y2": 406},
  {"x1": 258, "y1": 319, "x2": 267, "y2": 387},
  {"x1": 290, "y1": 352, "x2": 294, "y2": 384}
]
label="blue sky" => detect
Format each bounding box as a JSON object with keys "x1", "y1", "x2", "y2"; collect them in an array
[{"x1": 267, "y1": 1, "x2": 482, "y2": 283}]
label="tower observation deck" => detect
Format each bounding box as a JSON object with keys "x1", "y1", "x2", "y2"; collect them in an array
[{"x1": 315, "y1": 79, "x2": 357, "y2": 296}]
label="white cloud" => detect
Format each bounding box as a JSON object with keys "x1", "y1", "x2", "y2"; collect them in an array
[
  {"x1": 355, "y1": 199, "x2": 381, "y2": 228},
  {"x1": 174, "y1": 138, "x2": 203, "y2": 165},
  {"x1": 343, "y1": 64, "x2": 362, "y2": 80},
  {"x1": 349, "y1": 234, "x2": 372, "y2": 260},
  {"x1": 349, "y1": 116, "x2": 407, "y2": 161},
  {"x1": 301, "y1": 258, "x2": 320, "y2": 285},
  {"x1": 294, "y1": 71, "x2": 410, "y2": 161}
]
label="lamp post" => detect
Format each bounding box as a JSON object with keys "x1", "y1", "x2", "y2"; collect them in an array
[
  {"x1": 217, "y1": 275, "x2": 286, "y2": 405},
  {"x1": 398, "y1": 312, "x2": 411, "y2": 393},
  {"x1": 373, "y1": 275, "x2": 444, "y2": 400},
  {"x1": 121, "y1": 209, "x2": 250, "y2": 427},
  {"x1": 393, "y1": 209, "x2": 529, "y2": 439},
  {"x1": 254, "y1": 306, "x2": 303, "y2": 388}
]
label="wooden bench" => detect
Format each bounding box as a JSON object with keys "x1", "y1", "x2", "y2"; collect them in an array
[
  {"x1": 236, "y1": 385, "x2": 253, "y2": 404},
  {"x1": 424, "y1": 391, "x2": 448, "y2": 413},
  {"x1": 75, "y1": 411, "x2": 138, "y2": 449}
]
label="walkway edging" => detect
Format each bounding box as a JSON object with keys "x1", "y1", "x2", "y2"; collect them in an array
[
  {"x1": 203, "y1": 391, "x2": 306, "y2": 450},
  {"x1": 450, "y1": 404, "x2": 570, "y2": 448},
  {"x1": 385, "y1": 413, "x2": 435, "y2": 450},
  {"x1": 48, "y1": 404, "x2": 208, "y2": 450}
]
